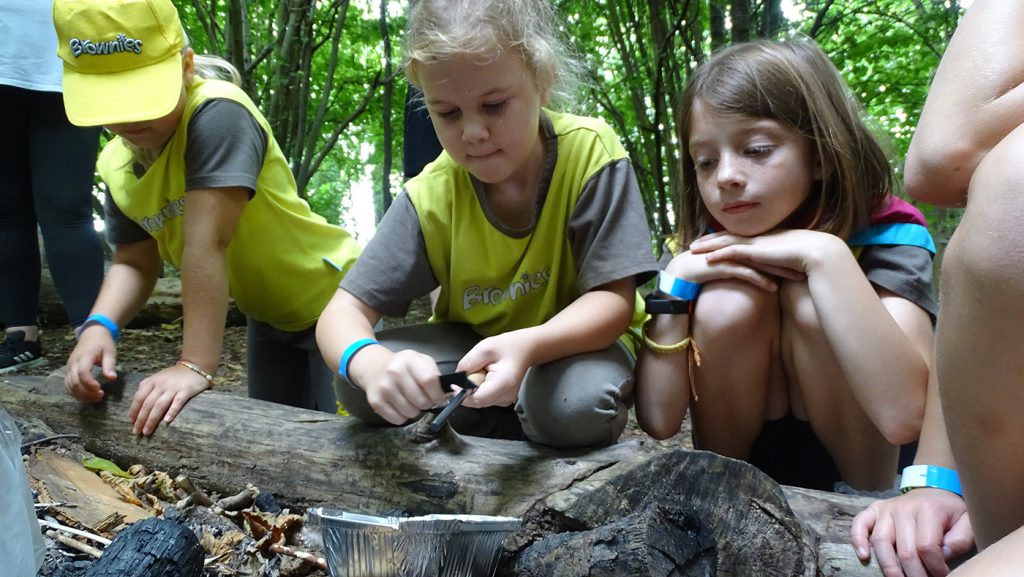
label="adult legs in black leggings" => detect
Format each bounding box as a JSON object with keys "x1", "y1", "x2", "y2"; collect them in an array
[{"x1": 0, "y1": 85, "x2": 103, "y2": 358}]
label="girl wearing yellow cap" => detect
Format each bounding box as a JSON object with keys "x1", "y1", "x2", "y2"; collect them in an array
[{"x1": 54, "y1": 0, "x2": 361, "y2": 435}]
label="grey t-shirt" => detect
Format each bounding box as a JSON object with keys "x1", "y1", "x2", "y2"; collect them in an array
[
  {"x1": 343, "y1": 158, "x2": 657, "y2": 318},
  {"x1": 860, "y1": 243, "x2": 938, "y2": 319},
  {"x1": 104, "y1": 98, "x2": 267, "y2": 245}
]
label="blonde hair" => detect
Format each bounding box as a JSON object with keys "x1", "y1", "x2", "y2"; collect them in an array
[
  {"x1": 675, "y1": 38, "x2": 893, "y2": 245},
  {"x1": 192, "y1": 54, "x2": 241, "y2": 85},
  {"x1": 184, "y1": 31, "x2": 241, "y2": 86},
  {"x1": 403, "y1": 0, "x2": 583, "y2": 110}
]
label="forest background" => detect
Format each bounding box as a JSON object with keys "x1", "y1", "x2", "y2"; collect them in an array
[{"x1": 127, "y1": 0, "x2": 968, "y2": 265}]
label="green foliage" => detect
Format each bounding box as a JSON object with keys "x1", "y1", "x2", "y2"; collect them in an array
[
  {"x1": 154, "y1": 0, "x2": 964, "y2": 248},
  {"x1": 559, "y1": 0, "x2": 964, "y2": 251},
  {"x1": 806, "y1": 0, "x2": 960, "y2": 168},
  {"x1": 306, "y1": 177, "x2": 345, "y2": 226}
]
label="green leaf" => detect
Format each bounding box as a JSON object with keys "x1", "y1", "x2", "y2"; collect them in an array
[{"x1": 82, "y1": 457, "x2": 133, "y2": 478}]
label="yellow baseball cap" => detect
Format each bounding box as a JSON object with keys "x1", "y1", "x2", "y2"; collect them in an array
[{"x1": 53, "y1": 0, "x2": 186, "y2": 127}]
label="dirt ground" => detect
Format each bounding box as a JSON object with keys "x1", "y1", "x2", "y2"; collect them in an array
[{"x1": 24, "y1": 322, "x2": 252, "y2": 397}]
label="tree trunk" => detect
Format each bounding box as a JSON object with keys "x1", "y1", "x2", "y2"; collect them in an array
[
  {"x1": 2, "y1": 374, "x2": 885, "y2": 577},
  {"x1": 759, "y1": 0, "x2": 785, "y2": 38},
  {"x1": 730, "y1": 0, "x2": 750, "y2": 43},
  {"x1": 710, "y1": 0, "x2": 727, "y2": 51},
  {"x1": 378, "y1": 0, "x2": 394, "y2": 217}
]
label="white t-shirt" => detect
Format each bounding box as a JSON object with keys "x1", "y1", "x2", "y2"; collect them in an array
[{"x1": 0, "y1": 1, "x2": 63, "y2": 92}]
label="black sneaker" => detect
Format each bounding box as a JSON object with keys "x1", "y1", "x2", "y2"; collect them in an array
[{"x1": 0, "y1": 331, "x2": 45, "y2": 374}]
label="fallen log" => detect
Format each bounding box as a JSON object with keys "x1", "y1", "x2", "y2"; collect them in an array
[{"x1": 1, "y1": 373, "x2": 883, "y2": 577}]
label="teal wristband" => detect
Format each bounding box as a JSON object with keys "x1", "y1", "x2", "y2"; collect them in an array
[
  {"x1": 77, "y1": 314, "x2": 120, "y2": 341},
  {"x1": 339, "y1": 339, "x2": 380, "y2": 382},
  {"x1": 656, "y1": 270, "x2": 701, "y2": 302},
  {"x1": 899, "y1": 465, "x2": 962, "y2": 497}
]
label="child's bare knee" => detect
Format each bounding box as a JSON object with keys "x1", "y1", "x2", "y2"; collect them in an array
[
  {"x1": 778, "y1": 281, "x2": 821, "y2": 333},
  {"x1": 696, "y1": 280, "x2": 777, "y2": 335}
]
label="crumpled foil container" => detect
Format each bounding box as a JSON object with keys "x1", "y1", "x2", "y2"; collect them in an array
[{"x1": 309, "y1": 508, "x2": 520, "y2": 577}]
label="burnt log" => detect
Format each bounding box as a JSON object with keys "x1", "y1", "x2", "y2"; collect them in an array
[
  {"x1": 512, "y1": 500, "x2": 716, "y2": 577},
  {"x1": 84, "y1": 517, "x2": 203, "y2": 577},
  {"x1": 1, "y1": 373, "x2": 884, "y2": 577}
]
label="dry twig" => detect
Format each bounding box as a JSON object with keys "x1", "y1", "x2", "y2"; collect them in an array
[
  {"x1": 269, "y1": 543, "x2": 327, "y2": 570},
  {"x1": 45, "y1": 530, "x2": 104, "y2": 558},
  {"x1": 39, "y1": 518, "x2": 112, "y2": 546}
]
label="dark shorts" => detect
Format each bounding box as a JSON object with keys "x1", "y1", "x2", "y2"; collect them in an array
[
  {"x1": 747, "y1": 414, "x2": 916, "y2": 492},
  {"x1": 747, "y1": 413, "x2": 841, "y2": 491}
]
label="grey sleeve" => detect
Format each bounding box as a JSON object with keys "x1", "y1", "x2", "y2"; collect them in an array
[
  {"x1": 185, "y1": 99, "x2": 267, "y2": 194},
  {"x1": 339, "y1": 193, "x2": 438, "y2": 317},
  {"x1": 860, "y1": 244, "x2": 938, "y2": 319},
  {"x1": 103, "y1": 189, "x2": 150, "y2": 245},
  {"x1": 569, "y1": 158, "x2": 659, "y2": 292}
]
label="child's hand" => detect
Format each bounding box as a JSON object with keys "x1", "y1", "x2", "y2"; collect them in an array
[
  {"x1": 128, "y1": 363, "x2": 212, "y2": 436},
  {"x1": 664, "y1": 242, "x2": 791, "y2": 292},
  {"x1": 850, "y1": 488, "x2": 973, "y2": 577},
  {"x1": 362, "y1": 349, "x2": 448, "y2": 425},
  {"x1": 457, "y1": 333, "x2": 530, "y2": 408},
  {"x1": 65, "y1": 327, "x2": 118, "y2": 403},
  {"x1": 691, "y1": 229, "x2": 844, "y2": 278}
]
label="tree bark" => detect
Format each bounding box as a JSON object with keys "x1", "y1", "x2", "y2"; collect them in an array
[
  {"x1": 2, "y1": 374, "x2": 884, "y2": 577},
  {"x1": 511, "y1": 500, "x2": 717, "y2": 577}
]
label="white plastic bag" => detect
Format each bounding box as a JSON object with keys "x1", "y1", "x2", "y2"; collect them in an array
[{"x1": 0, "y1": 407, "x2": 45, "y2": 576}]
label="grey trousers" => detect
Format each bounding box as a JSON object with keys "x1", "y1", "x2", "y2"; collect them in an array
[
  {"x1": 247, "y1": 317, "x2": 337, "y2": 414},
  {"x1": 334, "y1": 323, "x2": 635, "y2": 448}
]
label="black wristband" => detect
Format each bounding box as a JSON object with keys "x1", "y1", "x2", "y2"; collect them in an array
[{"x1": 644, "y1": 294, "x2": 690, "y2": 315}]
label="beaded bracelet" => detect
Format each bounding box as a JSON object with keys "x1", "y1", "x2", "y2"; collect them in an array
[
  {"x1": 176, "y1": 359, "x2": 215, "y2": 387},
  {"x1": 641, "y1": 318, "x2": 692, "y2": 354}
]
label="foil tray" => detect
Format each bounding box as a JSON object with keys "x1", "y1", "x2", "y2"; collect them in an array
[{"x1": 309, "y1": 508, "x2": 520, "y2": 577}]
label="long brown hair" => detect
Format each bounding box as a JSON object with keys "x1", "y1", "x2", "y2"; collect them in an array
[{"x1": 675, "y1": 38, "x2": 892, "y2": 245}]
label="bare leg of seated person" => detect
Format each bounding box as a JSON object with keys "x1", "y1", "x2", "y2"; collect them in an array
[{"x1": 938, "y1": 123, "x2": 1024, "y2": 550}]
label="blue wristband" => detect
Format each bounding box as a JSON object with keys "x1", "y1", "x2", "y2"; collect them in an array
[
  {"x1": 899, "y1": 465, "x2": 962, "y2": 497},
  {"x1": 338, "y1": 338, "x2": 380, "y2": 382},
  {"x1": 78, "y1": 314, "x2": 121, "y2": 341},
  {"x1": 657, "y1": 270, "x2": 702, "y2": 302}
]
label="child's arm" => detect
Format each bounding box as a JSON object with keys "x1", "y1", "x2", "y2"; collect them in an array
[
  {"x1": 905, "y1": 1, "x2": 1024, "y2": 206},
  {"x1": 634, "y1": 307, "x2": 692, "y2": 440},
  {"x1": 456, "y1": 277, "x2": 636, "y2": 409},
  {"x1": 316, "y1": 288, "x2": 448, "y2": 425},
  {"x1": 65, "y1": 238, "x2": 162, "y2": 402},
  {"x1": 127, "y1": 186, "x2": 248, "y2": 436},
  {"x1": 695, "y1": 229, "x2": 930, "y2": 444},
  {"x1": 635, "y1": 248, "x2": 798, "y2": 438},
  {"x1": 851, "y1": 365, "x2": 973, "y2": 577}
]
